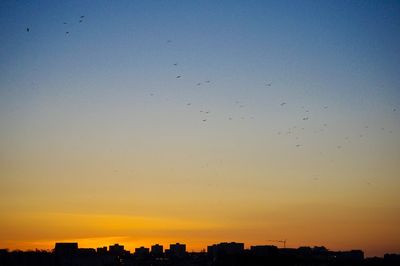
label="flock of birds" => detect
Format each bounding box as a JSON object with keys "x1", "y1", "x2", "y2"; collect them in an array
[
  {"x1": 25, "y1": 17, "x2": 398, "y2": 156},
  {"x1": 147, "y1": 42, "x2": 398, "y2": 153},
  {"x1": 26, "y1": 15, "x2": 85, "y2": 35}
]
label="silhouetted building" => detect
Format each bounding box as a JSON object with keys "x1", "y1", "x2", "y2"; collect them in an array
[
  {"x1": 109, "y1": 243, "x2": 125, "y2": 256},
  {"x1": 384, "y1": 253, "x2": 400, "y2": 265},
  {"x1": 78, "y1": 248, "x2": 96, "y2": 255},
  {"x1": 151, "y1": 244, "x2": 163, "y2": 257},
  {"x1": 250, "y1": 245, "x2": 278, "y2": 257},
  {"x1": 96, "y1": 246, "x2": 107, "y2": 254},
  {"x1": 279, "y1": 248, "x2": 300, "y2": 257},
  {"x1": 54, "y1": 242, "x2": 78, "y2": 256},
  {"x1": 208, "y1": 242, "x2": 244, "y2": 257},
  {"x1": 0, "y1": 249, "x2": 8, "y2": 256},
  {"x1": 0, "y1": 249, "x2": 8, "y2": 261},
  {"x1": 169, "y1": 243, "x2": 186, "y2": 258},
  {"x1": 297, "y1": 246, "x2": 313, "y2": 255},
  {"x1": 313, "y1": 246, "x2": 329, "y2": 255},
  {"x1": 135, "y1": 246, "x2": 150, "y2": 257},
  {"x1": 334, "y1": 250, "x2": 364, "y2": 262}
]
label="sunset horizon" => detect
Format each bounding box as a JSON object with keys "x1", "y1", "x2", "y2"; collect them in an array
[{"x1": 1, "y1": 238, "x2": 393, "y2": 258}]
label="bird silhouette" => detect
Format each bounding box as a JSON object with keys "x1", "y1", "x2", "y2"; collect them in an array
[
  {"x1": 280, "y1": 102, "x2": 286, "y2": 106},
  {"x1": 176, "y1": 75, "x2": 181, "y2": 79},
  {"x1": 26, "y1": 27, "x2": 30, "y2": 32},
  {"x1": 80, "y1": 15, "x2": 85, "y2": 18},
  {"x1": 265, "y1": 82, "x2": 272, "y2": 87}
]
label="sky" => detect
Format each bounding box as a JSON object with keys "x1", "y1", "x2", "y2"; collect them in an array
[{"x1": 0, "y1": 0, "x2": 400, "y2": 257}]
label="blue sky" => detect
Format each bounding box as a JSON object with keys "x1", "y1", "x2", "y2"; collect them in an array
[{"x1": 1, "y1": 1, "x2": 400, "y2": 112}]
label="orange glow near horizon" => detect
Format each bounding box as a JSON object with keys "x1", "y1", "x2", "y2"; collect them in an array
[{"x1": 1, "y1": 206, "x2": 399, "y2": 257}]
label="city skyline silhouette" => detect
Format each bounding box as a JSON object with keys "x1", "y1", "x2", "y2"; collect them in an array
[{"x1": 2, "y1": 240, "x2": 400, "y2": 266}]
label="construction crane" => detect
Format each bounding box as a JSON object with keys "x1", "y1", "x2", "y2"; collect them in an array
[{"x1": 267, "y1": 239, "x2": 287, "y2": 248}]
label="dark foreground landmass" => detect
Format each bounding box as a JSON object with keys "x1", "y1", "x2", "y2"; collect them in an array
[{"x1": 1, "y1": 242, "x2": 399, "y2": 266}]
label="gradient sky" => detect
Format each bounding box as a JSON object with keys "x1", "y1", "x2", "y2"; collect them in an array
[{"x1": 1, "y1": 0, "x2": 400, "y2": 257}]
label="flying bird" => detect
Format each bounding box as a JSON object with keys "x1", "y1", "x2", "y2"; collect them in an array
[
  {"x1": 280, "y1": 102, "x2": 286, "y2": 106},
  {"x1": 80, "y1": 15, "x2": 85, "y2": 18},
  {"x1": 79, "y1": 20, "x2": 83, "y2": 23},
  {"x1": 173, "y1": 63, "x2": 178, "y2": 66},
  {"x1": 65, "y1": 31, "x2": 69, "y2": 35},
  {"x1": 265, "y1": 82, "x2": 272, "y2": 87},
  {"x1": 176, "y1": 75, "x2": 181, "y2": 78},
  {"x1": 26, "y1": 27, "x2": 29, "y2": 32}
]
